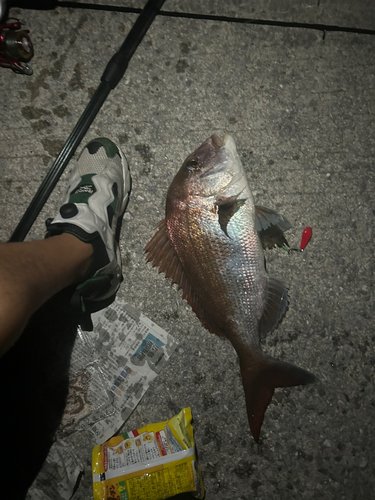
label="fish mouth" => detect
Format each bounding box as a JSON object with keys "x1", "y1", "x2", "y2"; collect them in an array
[
  {"x1": 193, "y1": 134, "x2": 223, "y2": 161},
  {"x1": 200, "y1": 134, "x2": 233, "y2": 153},
  {"x1": 222, "y1": 134, "x2": 237, "y2": 153},
  {"x1": 210, "y1": 134, "x2": 225, "y2": 149},
  {"x1": 199, "y1": 134, "x2": 241, "y2": 181}
]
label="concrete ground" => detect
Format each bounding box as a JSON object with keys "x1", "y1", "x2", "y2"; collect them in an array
[{"x1": 1, "y1": 1, "x2": 374, "y2": 499}]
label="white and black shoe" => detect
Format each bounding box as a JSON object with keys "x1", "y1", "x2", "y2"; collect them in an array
[{"x1": 45, "y1": 138, "x2": 131, "y2": 313}]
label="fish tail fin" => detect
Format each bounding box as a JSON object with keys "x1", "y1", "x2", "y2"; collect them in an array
[{"x1": 240, "y1": 354, "x2": 317, "y2": 441}]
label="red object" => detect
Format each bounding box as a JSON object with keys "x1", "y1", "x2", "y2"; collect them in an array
[
  {"x1": 300, "y1": 226, "x2": 312, "y2": 250},
  {"x1": 0, "y1": 19, "x2": 33, "y2": 74}
]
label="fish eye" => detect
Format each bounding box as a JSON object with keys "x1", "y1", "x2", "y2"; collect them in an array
[{"x1": 185, "y1": 159, "x2": 199, "y2": 172}]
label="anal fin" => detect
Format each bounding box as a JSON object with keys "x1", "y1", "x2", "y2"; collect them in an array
[{"x1": 259, "y1": 277, "x2": 289, "y2": 338}]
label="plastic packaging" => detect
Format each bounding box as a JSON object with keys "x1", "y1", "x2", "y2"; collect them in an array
[{"x1": 92, "y1": 407, "x2": 205, "y2": 500}]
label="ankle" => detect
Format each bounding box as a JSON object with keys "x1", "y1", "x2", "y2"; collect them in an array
[{"x1": 51, "y1": 234, "x2": 94, "y2": 282}]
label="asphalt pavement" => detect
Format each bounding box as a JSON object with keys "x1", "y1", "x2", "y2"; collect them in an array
[{"x1": 0, "y1": 1, "x2": 374, "y2": 499}]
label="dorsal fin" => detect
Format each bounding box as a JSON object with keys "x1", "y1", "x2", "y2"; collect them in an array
[
  {"x1": 259, "y1": 277, "x2": 289, "y2": 338},
  {"x1": 254, "y1": 206, "x2": 292, "y2": 249},
  {"x1": 144, "y1": 220, "x2": 226, "y2": 338}
]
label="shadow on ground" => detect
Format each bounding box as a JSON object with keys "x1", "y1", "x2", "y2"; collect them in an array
[{"x1": 0, "y1": 286, "x2": 85, "y2": 499}]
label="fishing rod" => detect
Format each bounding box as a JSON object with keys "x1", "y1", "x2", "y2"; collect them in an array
[{"x1": 9, "y1": 0, "x2": 165, "y2": 242}]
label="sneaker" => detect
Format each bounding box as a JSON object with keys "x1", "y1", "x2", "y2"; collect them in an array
[{"x1": 45, "y1": 138, "x2": 131, "y2": 313}]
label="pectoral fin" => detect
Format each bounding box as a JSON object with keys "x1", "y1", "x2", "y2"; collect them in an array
[
  {"x1": 215, "y1": 194, "x2": 246, "y2": 238},
  {"x1": 255, "y1": 206, "x2": 292, "y2": 249}
]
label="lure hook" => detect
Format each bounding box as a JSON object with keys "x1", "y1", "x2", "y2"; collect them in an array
[{"x1": 282, "y1": 226, "x2": 312, "y2": 254}]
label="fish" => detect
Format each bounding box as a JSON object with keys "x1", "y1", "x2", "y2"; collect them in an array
[{"x1": 145, "y1": 134, "x2": 316, "y2": 441}]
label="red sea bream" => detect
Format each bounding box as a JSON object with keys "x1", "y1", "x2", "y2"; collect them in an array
[{"x1": 145, "y1": 134, "x2": 316, "y2": 440}]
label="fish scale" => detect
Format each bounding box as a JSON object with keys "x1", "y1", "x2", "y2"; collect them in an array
[{"x1": 181, "y1": 197, "x2": 264, "y2": 343}]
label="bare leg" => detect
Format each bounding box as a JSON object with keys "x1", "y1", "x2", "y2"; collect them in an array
[{"x1": 0, "y1": 234, "x2": 93, "y2": 357}]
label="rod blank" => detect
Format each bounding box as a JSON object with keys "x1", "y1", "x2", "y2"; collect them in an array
[{"x1": 10, "y1": 0, "x2": 165, "y2": 242}]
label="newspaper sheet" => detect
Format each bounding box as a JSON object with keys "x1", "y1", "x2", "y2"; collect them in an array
[{"x1": 27, "y1": 299, "x2": 178, "y2": 500}]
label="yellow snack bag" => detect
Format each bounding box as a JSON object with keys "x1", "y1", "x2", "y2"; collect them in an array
[{"x1": 92, "y1": 407, "x2": 205, "y2": 500}]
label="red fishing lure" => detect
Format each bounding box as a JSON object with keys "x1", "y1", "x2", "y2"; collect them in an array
[{"x1": 300, "y1": 226, "x2": 312, "y2": 251}]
